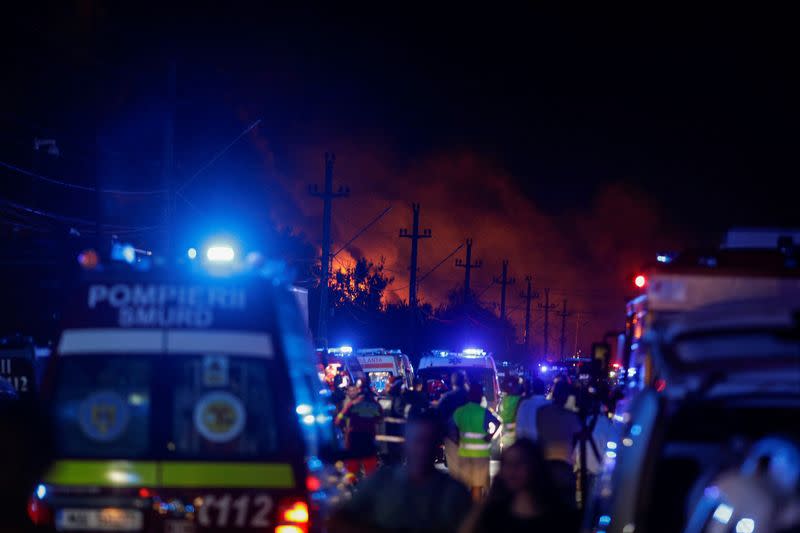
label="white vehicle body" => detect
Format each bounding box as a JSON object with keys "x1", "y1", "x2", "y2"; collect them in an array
[{"x1": 418, "y1": 351, "x2": 500, "y2": 408}]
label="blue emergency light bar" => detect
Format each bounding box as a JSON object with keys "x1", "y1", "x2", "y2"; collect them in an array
[
  {"x1": 328, "y1": 346, "x2": 353, "y2": 355},
  {"x1": 207, "y1": 245, "x2": 235, "y2": 262},
  {"x1": 462, "y1": 348, "x2": 486, "y2": 357}
]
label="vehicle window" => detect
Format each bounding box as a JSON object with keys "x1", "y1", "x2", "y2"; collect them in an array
[
  {"x1": 367, "y1": 371, "x2": 393, "y2": 394},
  {"x1": 418, "y1": 367, "x2": 496, "y2": 402},
  {"x1": 170, "y1": 355, "x2": 280, "y2": 459},
  {"x1": 672, "y1": 332, "x2": 800, "y2": 365},
  {"x1": 52, "y1": 356, "x2": 151, "y2": 458}
]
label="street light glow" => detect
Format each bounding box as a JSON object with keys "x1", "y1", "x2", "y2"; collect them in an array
[{"x1": 206, "y1": 245, "x2": 235, "y2": 262}]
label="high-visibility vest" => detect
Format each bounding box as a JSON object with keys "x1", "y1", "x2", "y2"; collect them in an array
[
  {"x1": 453, "y1": 403, "x2": 491, "y2": 458},
  {"x1": 499, "y1": 394, "x2": 522, "y2": 447}
]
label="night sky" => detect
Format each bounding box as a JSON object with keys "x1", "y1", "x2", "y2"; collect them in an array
[{"x1": 2, "y1": 4, "x2": 797, "y2": 347}]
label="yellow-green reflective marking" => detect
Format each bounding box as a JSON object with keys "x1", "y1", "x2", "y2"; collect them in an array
[
  {"x1": 161, "y1": 462, "x2": 295, "y2": 488},
  {"x1": 45, "y1": 460, "x2": 295, "y2": 489},
  {"x1": 45, "y1": 460, "x2": 158, "y2": 487}
]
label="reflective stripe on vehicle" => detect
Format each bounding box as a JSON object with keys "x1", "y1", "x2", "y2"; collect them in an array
[
  {"x1": 58, "y1": 329, "x2": 163, "y2": 355},
  {"x1": 58, "y1": 328, "x2": 274, "y2": 358},
  {"x1": 161, "y1": 462, "x2": 294, "y2": 488},
  {"x1": 45, "y1": 461, "x2": 295, "y2": 489},
  {"x1": 45, "y1": 460, "x2": 158, "y2": 487},
  {"x1": 166, "y1": 331, "x2": 274, "y2": 358},
  {"x1": 463, "y1": 432, "x2": 485, "y2": 439},
  {"x1": 461, "y1": 443, "x2": 491, "y2": 451}
]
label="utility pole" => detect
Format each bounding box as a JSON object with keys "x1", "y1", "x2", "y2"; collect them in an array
[
  {"x1": 399, "y1": 203, "x2": 431, "y2": 308},
  {"x1": 574, "y1": 312, "x2": 587, "y2": 356},
  {"x1": 519, "y1": 276, "x2": 538, "y2": 352},
  {"x1": 493, "y1": 260, "x2": 516, "y2": 320},
  {"x1": 538, "y1": 288, "x2": 557, "y2": 358},
  {"x1": 309, "y1": 153, "x2": 349, "y2": 349},
  {"x1": 455, "y1": 239, "x2": 482, "y2": 304},
  {"x1": 558, "y1": 299, "x2": 572, "y2": 362}
]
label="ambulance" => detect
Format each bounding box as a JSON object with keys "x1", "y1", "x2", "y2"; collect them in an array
[
  {"x1": 355, "y1": 348, "x2": 414, "y2": 394},
  {"x1": 30, "y1": 257, "x2": 338, "y2": 532},
  {"x1": 417, "y1": 349, "x2": 500, "y2": 409}
]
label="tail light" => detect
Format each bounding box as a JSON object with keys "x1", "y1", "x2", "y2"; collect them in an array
[
  {"x1": 277, "y1": 498, "x2": 309, "y2": 533},
  {"x1": 27, "y1": 496, "x2": 52, "y2": 526},
  {"x1": 305, "y1": 475, "x2": 322, "y2": 492}
]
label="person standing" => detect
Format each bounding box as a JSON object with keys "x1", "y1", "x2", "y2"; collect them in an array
[
  {"x1": 498, "y1": 377, "x2": 523, "y2": 451},
  {"x1": 459, "y1": 439, "x2": 580, "y2": 533},
  {"x1": 452, "y1": 383, "x2": 501, "y2": 501},
  {"x1": 402, "y1": 376, "x2": 429, "y2": 418},
  {"x1": 515, "y1": 377, "x2": 549, "y2": 442},
  {"x1": 336, "y1": 378, "x2": 384, "y2": 477},
  {"x1": 535, "y1": 380, "x2": 581, "y2": 508},
  {"x1": 329, "y1": 410, "x2": 473, "y2": 533},
  {"x1": 380, "y1": 377, "x2": 407, "y2": 466},
  {"x1": 436, "y1": 371, "x2": 470, "y2": 480}
]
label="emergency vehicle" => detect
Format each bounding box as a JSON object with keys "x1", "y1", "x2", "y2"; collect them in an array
[
  {"x1": 417, "y1": 349, "x2": 500, "y2": 409},
  {"x1": 30, "y1": 250, "x2": 338, "y2": 532},
  {"x1": 584, "y1": 296, "x2": 800, "y2": 533},
  {"x1": 321, "y1": 346, "x2": 365, "y2": 390},
  {"x1": 622, "y1": 230, "x2": 800, "y2": 392},
  {"x1": 0, "y1": 335, "x2": 38, "y2": 400},
  {"x1": 355, "y1": 348, "x2": 414, "y2": 394}
]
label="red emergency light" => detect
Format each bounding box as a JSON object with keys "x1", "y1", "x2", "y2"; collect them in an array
[{"x1": 634, "y1": 274, "x2": 647, "y2": 288}]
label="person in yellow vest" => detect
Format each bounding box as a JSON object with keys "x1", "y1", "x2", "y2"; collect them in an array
[
  {"x1": 451, "y1": 382, "x2": 501, "y2": 502},
  {"x1": 498, "y1": 376, "x2": 523, "y2": 451}
]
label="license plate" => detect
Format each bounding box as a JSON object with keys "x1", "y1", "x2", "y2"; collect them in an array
[
  {"x1": 56, "y1": 508, "x2": 143, "y2": 531},
  {"x1": 165, "y1": 520, "x2": 196, "y2": 533}
]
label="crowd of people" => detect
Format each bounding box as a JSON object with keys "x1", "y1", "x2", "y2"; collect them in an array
[{"x1": 328, "y1": 368, "x2": 622, "y2": 533}]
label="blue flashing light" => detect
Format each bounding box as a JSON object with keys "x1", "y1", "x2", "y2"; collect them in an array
[
  {"x1": 36, "y1": 484, "x2": 46, "y2": 500},
  {"x1": 462, "y1": 348, "x2": 485, "y2": 357},
  {"x1": 607, "y1": 441, "x2": 618, "y2": 450},
  {"x1": 207, "y1": 245, "x2": 235, "y2": 262},
  {"x1": 185, "y1": 505, "x2": 195, "y2": 514},
  {"x1": 111, "y1": 242, "x2": 136, "y2": 264},
  {"x1": 540, "y1": 365, "x2": 549, "y2": 372},
  {"x1": 187, "y1": 247, "x2": 198, "y2": 260},
  {"x1": 656, "y1": 254, "x2": 672, "y2": 263},
  {"x1": 606, "y1": 451, "x2": 617, "y2": 459},
  {"x1": 599, "y1": 515, "x2": 612, "y2": 527},
  {"x1": 296, "y1": 404, "x2": 312, "y2": 416},
  {"x1": 630, "y1": 424, "x2": 643, "y2": 436},
  {"x1": 338, "y1": 346, "x2": 353, "y2": 354},
  {"x1": 302, "y1": 414, "x2": 315, "y2": 425}
]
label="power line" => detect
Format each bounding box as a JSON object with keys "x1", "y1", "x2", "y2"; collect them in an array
[
  {"x1": 332, "y1": 205, "x2": 392, "y2": 257},
  {"x1": 0, "y1": 198, "x2": 161, "y2": 232},
  {"x1": 0, "y1": 159, "x2": 167, "y2": 195},
  {"x1": 177, "y1": 119, "x2": 261, "y2": 193},
  {"x1": 418, "y1": 243, "x2": 465, "y2": 283}
]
